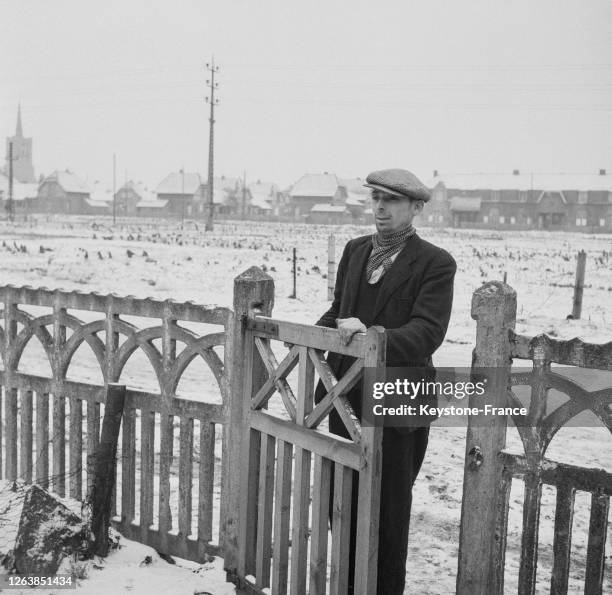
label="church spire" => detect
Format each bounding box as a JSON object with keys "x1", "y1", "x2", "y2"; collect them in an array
[{"x1": 16, "y1": 103, "x2": 23, "y2": 137}]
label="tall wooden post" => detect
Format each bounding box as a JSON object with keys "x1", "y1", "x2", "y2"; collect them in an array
[
  {"x1": 354, "y1": 326, "x2": 386, "y2": 594},
  {"x1": 223, "y1": 267, "x2": 274, "y2": 575},
  {"x1": 572, "y1": 250, "x2": 587, "y2": 319},
  {"x1": 290, "y1": 247, "x2": 297, "y2": 299},
  {"x1": 327, "y1": 234, "x2": 336, "y2": 301},
  {"x1": 90, "y1": 383, "x2": 126, "y2": 557},
  {"x1": 457, "y1": 281, "x2": 517, "y2": 594}
]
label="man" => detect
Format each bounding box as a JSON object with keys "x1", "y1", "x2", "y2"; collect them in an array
[{"x1": 315, "y1": 168, "x2": 456, "y2": 594}]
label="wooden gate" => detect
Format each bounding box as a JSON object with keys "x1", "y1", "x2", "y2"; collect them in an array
[
  {"x1": 457, "y1": 282, "x2": 612, "y2": 594},
  {"x1": 225, "y1": 270, "x2": 386, "y2": 594}
]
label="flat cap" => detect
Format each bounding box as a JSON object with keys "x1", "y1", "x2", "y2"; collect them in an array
[{"x1": 364, "y1": 168, "x2": 431, "y2": 202}]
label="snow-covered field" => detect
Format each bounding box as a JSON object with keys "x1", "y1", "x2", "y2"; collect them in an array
[{"x1": 1, "y1": 215, "x2": 611, "y2": 594}]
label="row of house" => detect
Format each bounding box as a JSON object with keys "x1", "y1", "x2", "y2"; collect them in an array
[
  {"x1": 0, "y1": 169, "x2": 285, "y2": 219},
  {"x1": 3, "y1": 168, "x2": 611, "y2": 231},
  {"x1": 2, "y1": 107, "x2": 611, "y2": 230},
  {"x1": 426, "y1": 170, "x2": 612, "y2": 232}
]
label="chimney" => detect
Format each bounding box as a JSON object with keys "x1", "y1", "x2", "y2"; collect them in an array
[
  {"x1": 599, "y1": 169, "x2": 606, "y2": 175},
  {"x1": 513, "y1": 169, "x2": 520, "y2": 175},
  {"x1": 433, "y1": 169, "x2": 438, "y2": 177}
]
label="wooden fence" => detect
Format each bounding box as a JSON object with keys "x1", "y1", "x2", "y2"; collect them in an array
[
  {"x1": 0, "y1": 284, "x2": 233, "y2": 562},
  {"x1": 2, "y1": 274, "x2": 610, "y2": 593},
  {"x1": 457, "y1": 281, "x2": 612, "y2": 594}
]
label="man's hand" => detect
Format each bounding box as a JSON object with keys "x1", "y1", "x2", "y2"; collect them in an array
[{"x1": 336, "y1": 317, "x2": 367, "y2": 346}]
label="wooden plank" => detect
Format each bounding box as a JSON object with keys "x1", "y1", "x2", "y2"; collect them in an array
[
  {"x1": 255, "y1": 432, "x2": 276, "y2": 589},
  {"x1": 457, "y1": 282, "x2": 516, "y2": 595},
  {"x1": 252, "y1": 338, "x2": 298, "y2": 419},
  {"x1": 140, "y1": 409, "x2": 155, "y2": 540},
  {"x1": 178, "y1": 416, "x2": 194, "y2": 537},
  {"x1": 86, "y1": 400, "x2": 100, "y2": 497},
  {"x1": 509, "y1": 330, "x2": 612, "y2": 371},
  {"x1": 289, "y1": 447, "x2": 311, "y2": 595},
  {"x1": 226, "y1": 268, "x2": 274, "y2": 573},
  {"x1": 248, "y1": 316, "x2": 367, "y2": 358},
  {"x1": 550, "y1": 484, "x2": 575, "y2": 594},
  {"x1": 158, "y1": 413, "x2": 174, "y2": 543},
  {"x1": 1, "y1": 285, "x2": 231, "y2": 325},
  {"x1": 7, "y1": 374, "x2": 223, "y2": 422},
  {"x1": 354, "y1": 327, "x2": 386, "y2": 595},
  {"x1": 271, "y1": 439, "x2": 293, "y2": 595},
  {"x1": 330, "y1": 463, "x2": 353, "y2": 595},
  {"x1": 6, "y1": 387, "x2": 17, "y2": 480},
  {"x1": 52, "y1": 393, "x2": 66, "y2": 496},
  {"x1": 198, "y1": 421, "x2": 215, "y2": 544},
  {"x1": 305, "y1": 358, "x2": 363, "y2": 430},
  {"x1": 69, "y1": 397, "x2": 83, "y2": 499},
  {"x1": 251, "y1": 410, "x2": 361, "y2": 471},
  {"x1": 20, "y1": 389, "x2": 33, "y2": 483},
  {"x1": 0, "y1": 385, "x2": 3, "y2": 479},
  {"x1": 290, "y1": 347, "x2": 314, "y2": 595},
  {"x1": 518, "y1": 473, "x2": 542, "y2": 595},
  {"x1": 309, "y1": 455, "x2": 332, "y2": 595},
  {"x1": 499, "y1": 451, "x2": 612, "y2": 495},
  {"x1": 491, "y1": 467, "x2": 512, "y2": 591},
  {"x1": 237, "y1": 428, "x2": 261, "y2": 577},
  {"x1": 35, "y1": 392, "x2": 49, "y2": 488},
  {"x1": 584, "y1": 491, "x2": 609, "y2": 595},
  {"x1": 121, "y1": 406, "x2": 136, "y2": 526}
]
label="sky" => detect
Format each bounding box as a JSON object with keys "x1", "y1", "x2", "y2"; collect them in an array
[{"x1": 1, "y1": 0, "x2": 611, "y2": 189}]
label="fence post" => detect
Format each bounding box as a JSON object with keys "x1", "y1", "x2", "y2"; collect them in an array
[
  {"x1": 572, "y1": 250, "x2": 586, "y2": 319},
  {"x1": 89, "y1": 383, "x2": 126, "y2": 557},
  {"x1": 289, "y1": 247, "x2": 297, "y2": 299},
  {"x1": 457, "y1": 281, "x2": 516, "y2": 594},
  {"x1": 327, "y1": 234, "x2": 336, "y2": 300},
  {"x1": 354, "y1": 326, "x2": 386, "y2": 595},
  {"x1": 223, "y1": 266, "x2": 274, "y2": 575}
]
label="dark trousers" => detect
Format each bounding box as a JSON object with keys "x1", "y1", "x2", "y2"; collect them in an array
[{"x1": 329, "y1": 411, "x2": 430, "y2": 594}]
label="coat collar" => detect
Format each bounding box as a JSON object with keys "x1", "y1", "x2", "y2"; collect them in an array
[
  {"x1": 372, "y1": 233, "x2": 421, "y2": 319},
  {"x1": 345, "y1": 233, "x2": 422, "y2": 319}
]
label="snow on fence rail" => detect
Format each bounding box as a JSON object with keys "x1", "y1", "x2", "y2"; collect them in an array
[{"x1": 0, "y1": 284, "x2": 233, "y2": 563}]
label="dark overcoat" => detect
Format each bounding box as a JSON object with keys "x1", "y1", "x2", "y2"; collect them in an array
[{"x1": 315, "y1": 232, "x2": 457, "y2": 425}]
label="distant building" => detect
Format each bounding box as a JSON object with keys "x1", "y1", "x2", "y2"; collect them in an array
[
  {"x1": 136, "y1": 198, "x2": 168, "y2": 218},
  {"x1": 0, "y1": 171, "x2": 37, "y2": 215},
  {"x1": 211, "y1": 175, "x2": 244, "y2": 216},
  {"x1": 340, "y1": 177, "x2": 369, "y2": 221},
  {"x1": 155, "y1": 171, "x2": 205, "y2": 218},
  {"x1": 289, "y1": 173, "x2": 346, "y2": 217},
  {"x1": 308, "y1": 203, "x2": 352, "y2": 224},
  {"x1": 115, "y1": 181, "x2": 154, "y2": 215},
  {"x1": 86, "y1": 182, "x2": 113, "y2": 215},
  {"x1": 427, "y1": 170, "x2": 612, "y2": 232},
  {"x1": 4, "y1": 105, "x2": 36, "y2": 183},
  {"x1": 37, "y1": 170, "x2": 90, "y2": 213},
  {"x1": 247, "y1": 181, "x2": 279, "y2": 216}
]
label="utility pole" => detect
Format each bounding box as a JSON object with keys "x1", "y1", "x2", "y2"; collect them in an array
[
  {"x1": 205, "y1": 57, "x2": 220, "y2": 232},
  {"x1": 7, "y1": 142, "x2": 14, "y2": 222},
  {"x1": 112, "y1": 153, "x2": 116, "y2": 225}
]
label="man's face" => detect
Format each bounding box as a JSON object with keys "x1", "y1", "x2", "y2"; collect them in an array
[{"x1": 371, "y1": 190, "x2": 423, "y2": 234}]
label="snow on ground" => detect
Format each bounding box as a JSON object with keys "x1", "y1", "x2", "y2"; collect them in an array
[
  {"x1": 1, "y1": 215, "x2": 611, "y2": 593},
  {"x1": 0, "y1": 481, "x2": 233, "y2": 595}
]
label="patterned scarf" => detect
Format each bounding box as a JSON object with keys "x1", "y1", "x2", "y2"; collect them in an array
[{"x1": 366, "y1": 224, "x2": 416, "y2": 282}]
